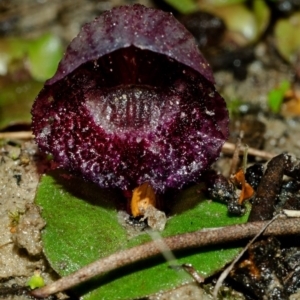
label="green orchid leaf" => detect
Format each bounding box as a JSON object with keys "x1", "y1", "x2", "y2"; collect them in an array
[
  {"x1": 253, "y1": 0, "x2": 270, "y2": 39},
  {"x1": 35, "y1": 170, "x2": 249, "y2": 299},
  {"x1": 163, "y1": 0, "x2": 198, "y2": 14},
  {"x1": 0, "y1": 79, "x2": 43, "y2": 129},
  {"x1": 267, "y1": 80, "x2": 290, "y2": 113},
  {"x1": 27, "y1": 33, "x2": 63, "y2": 81},
  {"x1": 0, "y1": 33, "x2": 63, "y2": 81},
  {"x1": 274, "y1": 12, "x2": 300, "y2": 64}
]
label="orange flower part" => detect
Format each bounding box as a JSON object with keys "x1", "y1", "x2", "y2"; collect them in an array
[
  {"x1": 232, "y1": 169, "x2": 254, "y2": 204},
  {"x1": 131, "y1": 182, "x2": 156, "y2": 217}
]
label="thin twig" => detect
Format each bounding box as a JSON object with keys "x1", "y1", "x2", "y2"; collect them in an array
[
  {"x1": 222, "y1": 141, "x2": 275, "y2": 160},
  {"x1": 0, "y1": 132, "x2": 275, "y2": 161},
  {"x1": 181, "y1": 264, "x2": 205, "y2": 283},
  {"x1": 242, "y1": 145, "x2": 249, "y2": 173},
  {"x1": 213, "y1": 214, "x2": 281, "y2": 299},
  {"x1": 0, "y1": 241, "x2": 13, "y2": 249},
  {"x1": 283, "y1": 209, "x2": 300, "y2": 218},
  {"x1": 0, "y1": 131, "x2": 33, "y2": 140},
  {"x1": 229, "y1": 137, "x2": 241, "y2": 176},
  {"x1": 32, "y1": 217, "x2": 300, "y2": 298}
]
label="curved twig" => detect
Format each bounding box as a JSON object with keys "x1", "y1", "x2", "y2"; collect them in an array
[
  {"x1": 32, "y1": 217, "x2": 300, "y2": 298},
  {"x1": 0, "y1": 131, "x2": 33, "y2": 140},
  {"x1": 213, "y1": 214, "x2": 281, "y2": 299},
  {"x1": 222, "y1": 141, "x2": 275, "y2": 160}
]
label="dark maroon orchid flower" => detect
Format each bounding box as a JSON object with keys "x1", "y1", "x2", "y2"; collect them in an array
[{"x1": 31, "y1": 4, "x2": 229, "y2": 193}]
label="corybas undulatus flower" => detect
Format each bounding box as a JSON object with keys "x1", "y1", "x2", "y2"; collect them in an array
[{"x1": 31, "y1": 4, "x2": 229, "y2": 193}]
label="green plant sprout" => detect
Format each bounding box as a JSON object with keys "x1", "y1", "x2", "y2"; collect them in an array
[
  {"x1": 267, "y1": 80, "x2": 291, "y2": 113},
  {"x1": 8, "y1": 210, "x2": 24, "y2": 227},
  {"x1": 27, "y1": 270, "x2": 45, "y2": 290}
]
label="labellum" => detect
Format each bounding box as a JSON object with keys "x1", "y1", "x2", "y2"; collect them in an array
[{"x1": 31, "y1": 4, "x2": 229, "y2": 193}]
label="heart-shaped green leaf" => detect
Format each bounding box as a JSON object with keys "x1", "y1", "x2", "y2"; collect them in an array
[{"x1": 35, "y1": 170, "x2": 249, "y2": 299}]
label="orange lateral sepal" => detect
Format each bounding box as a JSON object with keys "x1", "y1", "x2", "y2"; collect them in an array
[
  {"x1": 131, "y1": 182, "x2": 156, "y2": 217},
  {"x1": 232, "y1": 169, "x2": 254, "y2": 205}
]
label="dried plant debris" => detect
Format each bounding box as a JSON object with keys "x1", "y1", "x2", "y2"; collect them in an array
[
  {"x1": 248, "y1": 153, "x2": 300, "y2": 222},
  {"x1": 230, "y1": 236, "x2": 300, "y2": 300},
  {"x1": 208, "y1": 152, "x2": 300, "y2": 222},
  {"x1": 205, "y1": 170, "x2": 246, "y2": 215},
  {"x1": 219, "y1": 152, "x2": 300, "y2": 299}
]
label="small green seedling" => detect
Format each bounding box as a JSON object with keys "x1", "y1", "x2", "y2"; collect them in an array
[
  {"x1": 8, "y1": 210, "x2": 24, "y2": 227},
  {"x1": 268, "y1": 80, "x2": 291, "y2": 113},
  {"x1": 27, "y1": 270, "x2": 45, "y2": 290}
]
